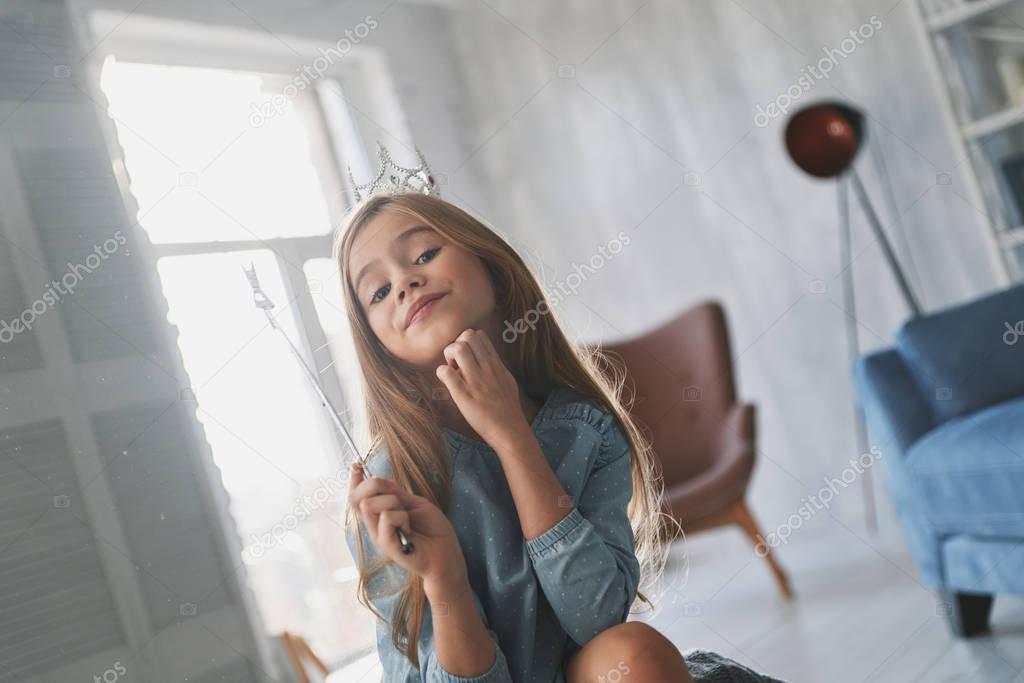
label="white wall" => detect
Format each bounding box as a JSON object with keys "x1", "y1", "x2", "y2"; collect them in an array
[{"x1": 26, "y1": 0, "x2": 1014, "y2": 627}]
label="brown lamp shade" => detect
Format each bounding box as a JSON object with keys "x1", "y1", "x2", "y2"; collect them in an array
[{"x1": 785, "y1": 102, "x2": 864, "y2": 179}]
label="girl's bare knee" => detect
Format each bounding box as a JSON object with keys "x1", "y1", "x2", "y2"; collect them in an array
[
  {"x1": 611, "y1": 622, "x2": 683, "y2": 668},
  {"x1": 601, "y1": 622, "x2": 661, "y2": 659},
  {"x1": 567, "y1": 622, "x2": 692, "y2": 683}
]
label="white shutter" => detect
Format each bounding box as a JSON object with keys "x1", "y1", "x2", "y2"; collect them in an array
[{"x1": 0, "y1": 2, "x2": 278, "y2": 681}]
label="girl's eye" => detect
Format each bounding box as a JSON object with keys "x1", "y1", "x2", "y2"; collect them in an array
[
  {"x1": 369, "y1": 284, "x2": 389, "y2": 305},
  {"x1": 416, "y1": 247, "x2": 440, "y2": 265},
  {"x1": 368, "y1": 247, "x2": 441, "y2": 305}
]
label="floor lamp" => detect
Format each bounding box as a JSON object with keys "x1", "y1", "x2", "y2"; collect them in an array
[{"x1": 784, "y1": 101, "x2": 923, "y2": 533}]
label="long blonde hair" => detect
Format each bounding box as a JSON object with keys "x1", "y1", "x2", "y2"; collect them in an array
[{"x1": 335, "y1": 192, "x2": 678, "y2": 669}]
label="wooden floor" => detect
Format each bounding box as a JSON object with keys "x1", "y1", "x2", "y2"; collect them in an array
[
  {"x1": 632, "y1": 514, "x2": 1024, "y2": 683},
  {"x1": 333, "y1": 511, "x2": 1024, "y2": 682}
]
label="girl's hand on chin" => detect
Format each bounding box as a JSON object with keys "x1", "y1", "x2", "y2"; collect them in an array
[{"x1": 435, "y1": 328, "x2": 530, "y2": 450}]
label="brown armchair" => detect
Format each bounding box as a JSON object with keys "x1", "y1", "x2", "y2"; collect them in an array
[{"x1": 600, "y1": 301, "x2": 793, "y2": 599}]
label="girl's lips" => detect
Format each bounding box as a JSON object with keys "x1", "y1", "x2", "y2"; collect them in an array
[{"x1": 407, "y1": 293, "x2": 447, "y2": 327}]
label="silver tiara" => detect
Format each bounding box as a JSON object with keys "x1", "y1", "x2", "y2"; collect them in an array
[{"x1": 347, "y1": 141, "x2": 441, "y2": 203}]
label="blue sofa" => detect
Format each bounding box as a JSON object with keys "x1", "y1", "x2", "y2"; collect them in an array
[{"x1": 853, "y1": 282, "x2": 1024, "y2": 637}]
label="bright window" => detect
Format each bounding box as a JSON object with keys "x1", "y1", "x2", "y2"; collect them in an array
[{"x1": 100, "y1": 60, "x2": 334, "y2": 243}]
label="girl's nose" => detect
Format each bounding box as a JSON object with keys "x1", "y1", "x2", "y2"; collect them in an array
[{"x1": 397, "y1": 275, "x2": 424, "y2": 301}]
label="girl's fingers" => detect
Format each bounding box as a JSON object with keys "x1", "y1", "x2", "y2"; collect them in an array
[
  {"x1": 358, "y1": 493, "x2": 403, "y2": 517},
  {"x1": 392, "y1": 487, "x2": 425, "y2": 510},
  {"x1": 436, "y1": 363, "x2": 465, "y2": 394},
  {"x1": 349, "y1": 469, "x2": 401, "y2": 534},
  {"x1": 348, "y1": 462, "x2": 364, "y2": 491},
  {"x1": 461, "y1": 329, "x2": 498, "y2": 369},
  {"x1": 378, "y1": 509, "x2": 411, "y2": 550},
  {"x1": 443, "y1": 340, "x2": 479, "y2": 376},
  {"x1": 348, "y1": 471, "x2": 397, "y2": 507},
  {"x1": 348, "y1": 470, "x2": 419, "y2": 550}
]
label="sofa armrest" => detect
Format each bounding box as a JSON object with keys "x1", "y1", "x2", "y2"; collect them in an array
[
  {"x1": 853, "y1": 349, "x2": 934, "y2": 459},
  {"x1": 853, "y1": 349, "x2": 948, "y2": 586}
]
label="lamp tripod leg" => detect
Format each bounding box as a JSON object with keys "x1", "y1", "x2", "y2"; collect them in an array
[
  {"x1": 839, "y1": 175, "x2": 878, "y2": 535},
  {"x1": 849, "y1": 169, "x2": 922, "y2": 317}
]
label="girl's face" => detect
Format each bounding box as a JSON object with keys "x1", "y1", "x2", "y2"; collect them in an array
[{"x1": 348, "y1": 208, "x2": 499, "y2": 369}]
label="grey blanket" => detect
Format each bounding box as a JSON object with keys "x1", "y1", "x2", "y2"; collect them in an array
[{"x1": 683, "y1": 649, "x2": 788, "y2": 683}]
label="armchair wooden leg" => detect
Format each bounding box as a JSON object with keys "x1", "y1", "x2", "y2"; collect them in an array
[
  {"x1": 278, "y1": 630, "x2": 329, "y2": 683},
  {"x1": 733, "y1": 500, "x2": 794, "y2": 600},
  {"x1": 279, "y1": 632, "x2": 311, "y2": 683}
]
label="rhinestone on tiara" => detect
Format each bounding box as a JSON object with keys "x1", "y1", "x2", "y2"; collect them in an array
[{"x1": 347, "y1": 141, "x2": 441, "y2": 204}]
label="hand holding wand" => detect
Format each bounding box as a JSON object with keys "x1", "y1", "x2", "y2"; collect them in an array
[{"x1": 242, "y1": 263, "x2": 414, "y2": 555}]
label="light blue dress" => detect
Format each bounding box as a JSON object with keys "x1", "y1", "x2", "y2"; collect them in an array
[{"x1": 344, "y1": 385, "x2": 641, "y2": 682}]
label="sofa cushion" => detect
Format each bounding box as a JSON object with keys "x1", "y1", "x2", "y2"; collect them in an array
[
  {"x1": 896, "y1": 282, "x2": 1024, "y2": 422},
  {"x1": 904, "y1": 397, "x2": 1024, "y2": 537}
]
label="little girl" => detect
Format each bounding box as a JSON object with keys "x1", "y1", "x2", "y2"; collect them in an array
[{"x1": 338, "y1": 191, "x2": 694, "y2": 682}]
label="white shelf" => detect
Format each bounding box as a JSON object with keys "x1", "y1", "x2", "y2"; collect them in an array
[
  {"x1": 927, "y1": 0, "x2": 1018, "y2": 32},
  {"x1": 969, "y1": 25, "x2": 1024, "y2": 44},
  {"x1": 962, "y1": 103, "x2": 1024, "y2": 139},
  {"x1": 914, "y1": 0, "x2": 1022, "y2": 283},
  {"x1": 998, "y1": 225, "x2": 1024, "y2": 247}
]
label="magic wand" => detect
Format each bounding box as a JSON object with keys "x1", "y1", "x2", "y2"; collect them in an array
[{"x1": 241, "y1": 263, "x2": 414, "y2": 555}]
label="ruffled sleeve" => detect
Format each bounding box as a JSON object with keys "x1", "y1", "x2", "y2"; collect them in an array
[{"x1": 523, "y1": 414, "x2": 641, "y2": 646}]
